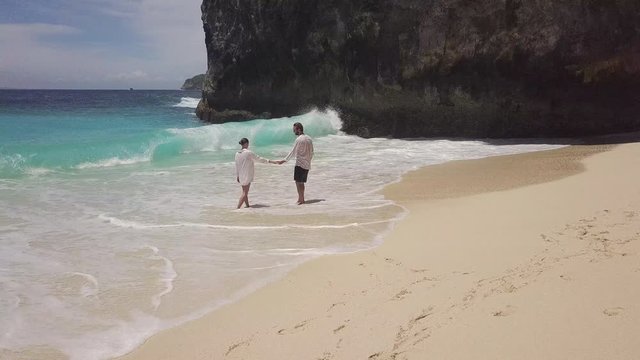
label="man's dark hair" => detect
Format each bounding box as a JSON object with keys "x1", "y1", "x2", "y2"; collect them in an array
[
  {"x1": 239, "y1": 138, "x2": 249, "y2": 145},
  {"x1": 293, "y1": 122, "x2": 303, "y2": 133}
]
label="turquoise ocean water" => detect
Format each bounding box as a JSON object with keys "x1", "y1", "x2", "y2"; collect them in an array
[{"x1": 0, "y1": 90, "x2": 565, "y2": 359}]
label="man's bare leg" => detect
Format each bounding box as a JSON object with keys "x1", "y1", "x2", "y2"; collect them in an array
[{"x1": 296, "y1": 182, "x2": 305, "y2": 205}]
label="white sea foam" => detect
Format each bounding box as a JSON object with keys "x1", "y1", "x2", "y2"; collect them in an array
[
  {"x1": 164, "y1": 108, "x2": 342, "y2": 153},
  {"x1": 68, "y1": 272, "x2": 99, "y2": 298},
  {"x1": 75, "y1": 156, "x2": 150, "y2": 169},
  {"x1": 0, "y1": 153, "x2": 28, "y2": 175},
  {"x1": 172, "y1": 97, "x2": 200, "y2": 108},
  {"x1": 130, "y1": 171, "x2": 171, "y2": 177},
  {"x1": 99, "y1": 214, "x2": 394, "y2": 230},
  {"x1": 57, "y1": 312, "x2": 165, "y2": 360},
  {"x1": 144, "y1": 246, "x2": 178, "y2": 311},
  {"x1": 25, "y1": 167, "x2": 55, "y2": 176}
]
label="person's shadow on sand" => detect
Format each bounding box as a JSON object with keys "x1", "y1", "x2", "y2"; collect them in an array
[
  {"x1": 241, "y1": 201, "x2": 324, "y2": 208},
  {"x1": 303, "y1": 199, "x2": 325, "y2": 205},
  {"x1": 249, "y1": 204, "x2": 270, "y2": 208}
]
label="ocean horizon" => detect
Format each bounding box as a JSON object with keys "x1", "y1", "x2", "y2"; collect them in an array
[{"x1": 0, "y1": 89, "x2": 566, "y2": 359}]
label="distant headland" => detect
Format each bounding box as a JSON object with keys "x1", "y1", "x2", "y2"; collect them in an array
[{"x1": 181, "y1": 74, "x2": 205, "y2": 90}]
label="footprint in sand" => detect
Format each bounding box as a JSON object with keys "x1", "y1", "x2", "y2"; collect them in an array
[
  {"x1": 333, "y1": 324, "x2": 347, "y2": 334},
  {"x1": 540, "y1": 234, "x2": 560, "y2": 244},
  {"x1": 385, "y1": 257, "x2": 402, "y2": 266},
  {"x1": 277, "y1": 319, "x2": 311, "y2": 335},
  {"x1": 327, "y1": 302, "x2": 345, "y2": 312},
  {"x1": 392, "y1": 289, "x2": 411, "y2": 301},
  {"x1": 225, "y1": 338, "x2": 252, "y2": 356},
  {"x1": 603, "y1": 307, "x2": 624, "y2": 317},
  {"x1": 493, "y1": 305, "x2": 516, "y2": 317}
]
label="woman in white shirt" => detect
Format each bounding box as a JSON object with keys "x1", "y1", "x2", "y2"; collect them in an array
[{"x1": 235, "y1": 137, "x2": 275, "y2": 208}]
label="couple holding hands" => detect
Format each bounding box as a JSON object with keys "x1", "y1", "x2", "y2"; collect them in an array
[{"x1": 235, "y1": 122, "x2": 313, "y2": 208}]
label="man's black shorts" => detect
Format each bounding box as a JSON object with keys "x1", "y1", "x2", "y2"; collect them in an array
[{"x1": 294, "y1": 166, "x2": 309, "y2": 183}]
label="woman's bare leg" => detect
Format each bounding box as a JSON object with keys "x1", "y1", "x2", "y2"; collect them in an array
[{"x1": 237, "y1": 184, "x2": 251, "y2": 209}]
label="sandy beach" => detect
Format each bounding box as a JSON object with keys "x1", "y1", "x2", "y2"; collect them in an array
[{"x1": 120, "y1": 140, "x2": 640, "y2": 360}]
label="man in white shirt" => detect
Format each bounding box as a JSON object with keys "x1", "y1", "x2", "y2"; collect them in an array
[
  {"x1": 235, "y1": 138, "x2": 275, "y2": 209},
  {"x1": 275, "y1": 122, "x2": 314, "y2": 205}
]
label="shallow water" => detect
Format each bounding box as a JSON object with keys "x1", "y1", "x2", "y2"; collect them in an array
[{"x1": 0, "y1": 90, "x2": 565, "y2": 359}]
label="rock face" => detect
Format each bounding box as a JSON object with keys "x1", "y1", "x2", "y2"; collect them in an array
[
  {"x1": 197, "y1": 0, "x2": 640, "y2": 138},
  {"x1": 181, "y1": 74, "x2": 206, "y2": 90}
]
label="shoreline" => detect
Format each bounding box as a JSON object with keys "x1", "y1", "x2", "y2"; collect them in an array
[{"x1": 119, "y1": 142, "x2": 640, "y2": 360}]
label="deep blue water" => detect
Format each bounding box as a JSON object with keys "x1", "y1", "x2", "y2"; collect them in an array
[{"x1": 0, "y1": 90, "x2": 202, "y2": 177}]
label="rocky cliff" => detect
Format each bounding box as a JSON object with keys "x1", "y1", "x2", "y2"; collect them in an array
[
  {"x1": 181, "y1": 74, "x2": 206, "y2": 90},
  {"x1": 197, "y1": 0, "x2": 640, "y2": 138}
]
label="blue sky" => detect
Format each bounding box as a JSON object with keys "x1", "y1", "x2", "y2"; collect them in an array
[{"x1": 0, "y1": 0, "x2": 206, "y2": 89}]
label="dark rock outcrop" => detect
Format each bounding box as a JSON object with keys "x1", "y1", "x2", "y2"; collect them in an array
[
  {"x1": 197, "y1": 0, "x2": 640, "y2": 138},
  {"x1": 181, "y1": 74, "x2": 206, "y2": 90}
]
